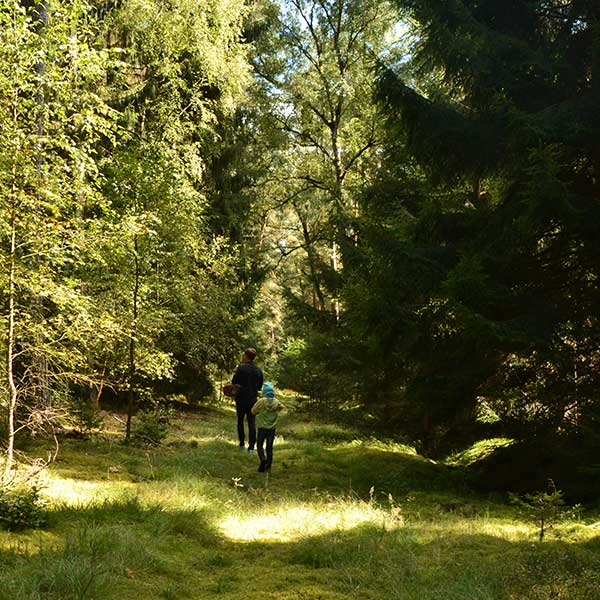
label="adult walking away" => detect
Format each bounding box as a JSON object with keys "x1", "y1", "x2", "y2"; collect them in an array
[
  {"x1": 231, "y1": 347, "x2": 263, "y2": 454},
  {"x1": 252, "y1": 382, "x2": 284, "y2": 473}
]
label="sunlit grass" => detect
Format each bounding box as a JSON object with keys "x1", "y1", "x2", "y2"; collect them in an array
[
  {"x1": 445, "y1": 437, "x2": 516, "y2": 466},
  {"x1": 1, "y1": 405, "x2": 599, "y2": 600},
  {"x1": 40, "y1": 475, "x2": 134, "y2": 505},
  {"x1": 220, "y1": 498, "x2": 395, "y2": 542}
]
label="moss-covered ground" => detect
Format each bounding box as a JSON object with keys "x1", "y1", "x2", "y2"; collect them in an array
[{"x1": 1, "y1": 397, "x2": 599, "y2": 599}]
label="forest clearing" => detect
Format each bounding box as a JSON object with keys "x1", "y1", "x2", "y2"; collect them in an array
[{"x1": 1, "y1": 398, "x2": 599, "y2": 599}]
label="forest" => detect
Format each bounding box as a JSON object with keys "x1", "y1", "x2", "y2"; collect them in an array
[{"x1": 1, "y1": 1, "x2": 599, "y2": 598}]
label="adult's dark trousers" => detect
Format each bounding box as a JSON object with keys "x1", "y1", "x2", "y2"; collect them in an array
[
  {"x1": 257, "y1": 427, "x2": 276, "y2": 470},
  {"x1": 236, "y1": 401, "x2": 256, "y2": 449}
]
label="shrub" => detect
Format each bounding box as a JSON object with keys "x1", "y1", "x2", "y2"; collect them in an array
[
  {"x1": 509, "y1": 481, "x2": 571, "y2": 541},
  {"x1": 69, "y1": 398, "x2": 104, "y2": 436},
  {"x1": 0, "y1": 484, "x2": 47, "y2": 531},
  {"x1": 130, "y1": 410, "x2": 169, "y2": 446},
  {"x1": 273, "y1": 336, "x2": 344, "y2": 406}
]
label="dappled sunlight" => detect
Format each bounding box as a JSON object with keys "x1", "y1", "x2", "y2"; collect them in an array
[
  {"x1": 0, "y1": 529, "x2": 59, "y2": 553},
  {"x1": 479, "y1": 520, "x2": 533, "y2": 540},
  {"x1": 328, "y1": 438, "x2": 419, "y2": 455},
  {"x1": 40, "y1": 474, "x2": 136, "y2": 505},
  {"x1": 430, "y1": 518, "x2": 533, "y2": 542},
  {"x1": 445, "y1": 438, "x2": 516, "y2": 467},
  {"x1": 219, "y1": 501, "x2": 394, "y2": 542},
  {"x1": 408, "y1": 516, "x2": 599, "y2": 545},
  {"x1": 40, "y1": 472, "x2": 212, "y2": 512},
  {"x1": 139, "y1": 482, "x2": 211, "y2": 511}
]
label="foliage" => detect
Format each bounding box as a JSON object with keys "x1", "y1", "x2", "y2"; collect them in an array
[
  {"x1": 0, "y1": 0, "x2": 597, "y2": 510},
  {"x1": 273, "y1": 338, "x2": 317, "y2": 398},
  {"x1": 509, "y1": 482, "x2": 576, "y2": 542},
  {"x1": 0, "y1": 0, "x2": 261, "y2": 458},
  {"x1": 129, "y1": 409, "x2": 169, "y2": 447},
  {"x1": 68, "y1": 397, "x2": 104, "y2": 437},
  {"x1": 315, "y1": 0, "x2": 600, "y2": 471},
  {"x1": 0, "y1": 484, "x2": 46, "y2": 531},
  {"x1": 0, "y1": 0, "x2": 119, "y2": 467},
  {"x1": 93, "y1": 0, "x2": 256, "y2": 416},
  {"x1": 257, "y1": 0, "x2": 400, "y2": 341}
]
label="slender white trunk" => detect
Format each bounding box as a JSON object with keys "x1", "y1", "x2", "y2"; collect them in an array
[
  {"x1": 5, "y1": 113, "x2": 19, "y2": 474},
  {"x1": 6, "y1": 210, "x2": 18, "y2": 475},
  {"x1": 332, "y1": 240, "x2": 340, "y2": 321},
  {"x1": 33, "y1": 0, "x2": 50, "y2": 407},
  {"x1": 125, "y1": 236, "x2": 139, "y2": 440}
]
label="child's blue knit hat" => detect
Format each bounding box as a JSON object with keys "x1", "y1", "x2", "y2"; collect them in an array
[{"x1": 262, "y1": 381, "x2": 275, "y2": 398}]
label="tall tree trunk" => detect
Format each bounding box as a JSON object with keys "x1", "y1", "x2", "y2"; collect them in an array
[
  {"x1": 296, "y1": 206, "x2": 326, "y2": 311},
  {"x1": 330, "y1": 115, "x2": 344, "y2": 322},
  {"x1": 125, "y1": 237, "x2": 140, "y2": 439},
  {"x1": 32, "y1": 0, "x2": 51, "y2": 406},
  {"x1": 5, "y1": 137, "x2": 19, "y2": 476}
]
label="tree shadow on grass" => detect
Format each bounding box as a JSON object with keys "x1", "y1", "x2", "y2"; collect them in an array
[
  {"x1": 130, "y1": 437, "x2": 472, "y2": 511},
  {"x1": 0, "y1": 494, "x2": 224, "y2": 600},
  {"x1": 325, "y1": 444, "x2": 463, "y2": 497},
  {"x1": 47, "y1": 438, "x2": 150, "y2": 483},
  {"x1": 46, "y1": 415, "x2": 457, "y2": 498},
  {"x1": 144, "y1": 437, "x2": 459, "y2": 499},
  {"x1": 5, "y1": 486, "x2": 600, "y2": 600}
]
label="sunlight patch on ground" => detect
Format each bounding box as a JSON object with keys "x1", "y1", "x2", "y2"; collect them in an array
[
  {"x1": 40, "y1": 474, "x2": 135, "y2": 505},
  {"x1": 328, "y1": 438, "x2": 418, "y2": 456},
  {"x1": 219, "y1": 501, "x2": 391, "y2": 542},
  {"x1": 473, "y1": 520, "x2": 532, "y2": 541},
  {"x1": 140, "y1": 483, "x2": 211, "y2": 511},
  {"x1": 444, "y1": 438, "x2": 516, "y2": 466},
  {"x1": 452, "y1": 517, "x2": 597, "y2": 544},
  {"x1": 40, "y1": 474, "x2": 212, "y2": 512},
  {"x1": 415, "y1": 517, "x2": 595, "y2": 544},
  {"x1": 0, "y1": 529, "x2": 59, "y2": 554}
]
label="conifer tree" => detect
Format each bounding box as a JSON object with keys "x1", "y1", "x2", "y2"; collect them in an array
[{"x1": 370, "y1": 0, "x2": 600, "y2": 456}]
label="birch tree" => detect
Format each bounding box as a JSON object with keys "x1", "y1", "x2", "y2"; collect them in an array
[{"x1": 0, "y1": 0, "x2": 116, "y2": 474}]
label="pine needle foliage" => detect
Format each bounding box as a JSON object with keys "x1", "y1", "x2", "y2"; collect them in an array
[{"x1": 330, "y1": 0, "x2": 600, "y2": 486}]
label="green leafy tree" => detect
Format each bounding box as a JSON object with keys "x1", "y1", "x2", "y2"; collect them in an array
[
  {"x1": 91, "y1": 0, "x2": 254, "y2": 427},
  {"x1": 267, "y1": 0, "x2": 397, "y2": 315},
  {"x1": 251, "y1": 0, "x2": 406, "y2": 399},
  {"x1": 0, "y1": 0, "x2": 117, "y2": 473}
]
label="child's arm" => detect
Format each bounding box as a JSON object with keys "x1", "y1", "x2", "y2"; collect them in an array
[{"x1": 251, "y1": 399, "x2": 264, "y2": 416}]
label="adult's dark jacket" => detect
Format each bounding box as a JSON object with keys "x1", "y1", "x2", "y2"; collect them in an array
[{"x1": 232, "y1": 361, "x2": 263, "y2": 405}]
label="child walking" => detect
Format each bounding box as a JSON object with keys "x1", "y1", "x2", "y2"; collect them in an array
[{"x1": 251, "y1": 382, "x2": 284, "y2": 473}]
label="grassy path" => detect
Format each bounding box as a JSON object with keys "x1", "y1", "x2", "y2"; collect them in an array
[{"x1": 1, "y1": 402, "x2": 599, "y2": 599}]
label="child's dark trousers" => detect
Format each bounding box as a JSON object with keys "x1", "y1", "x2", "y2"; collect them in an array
[{"x1": 257, "y1": 427, "x2": 276, "y2": 471}]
